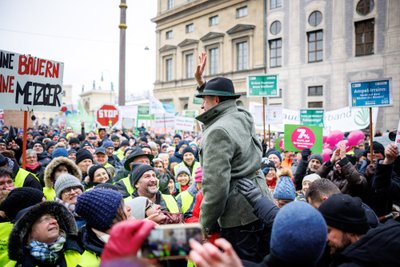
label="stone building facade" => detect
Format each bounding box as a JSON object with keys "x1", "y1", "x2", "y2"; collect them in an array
[{"x1": 152, "y1": 0, "x2": 400, "y2": 131}]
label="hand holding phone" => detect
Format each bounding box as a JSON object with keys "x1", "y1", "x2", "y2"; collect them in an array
[{"x1": 140, "y1": 223, "x2": 204, "y2": 260}]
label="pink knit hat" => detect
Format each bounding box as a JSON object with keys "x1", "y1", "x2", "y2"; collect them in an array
[{"x1": 194, "y1": 167, "x2": 202, "y2": 183}]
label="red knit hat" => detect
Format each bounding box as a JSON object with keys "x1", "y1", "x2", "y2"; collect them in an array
[
  {"x1": 194, "y1": 167, "x2": 202, "y2": 183},
  {"x1": 101, "y1": 219, "x2": 156, "y2": 262}
]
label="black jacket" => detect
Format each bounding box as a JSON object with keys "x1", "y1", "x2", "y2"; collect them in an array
[
  {"x1": 371, "y1": 161, "x2": 400, "y2": 217},
  {"x1": 330, "y1": 220, "x2": 400, "y2": 267}
]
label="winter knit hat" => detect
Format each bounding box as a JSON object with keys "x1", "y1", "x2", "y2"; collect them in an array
[
  {"x1": 302, "y1": 173, "x2": 321, "y2": 186},
  {"x1": 88, "y1": 164, "x2": 108, "y2": 182},
  {"x1": 194, "y1": 167, "x2": 202, "y2": 183},
  {"x1": 181, "y1": 146, "x2": 195, "y2": 157},
  {"x1": 309, "y1": 154, "x2": 323, "y2": 164},
  {"x1": 126, "y1": 196, "x2": 148, "y2": 219},
  {"x1": 52, "y1": 147, "x2": 68, "y2": 159},
  {"x1": 266, "y1": 150, "x2": 282, "y2": 162},
  {"x1": 273, "y1": 176, "x2": 296, "y2": 200},
  {"x1": 130, "y1": 164, "x2": 155, "y2": 186},
  {"x1": 69, "y1": 137, "x2": 80, "y2": 145},
  {"x1": 175, "y1": 165, "x2": 191, "y2": 178},
  {"x1": 76, "y1": 189, "x2": 123, "y2": 232},
  {"x1": 271, "y1": 201, "x2": 327, "y2": 265},
  {"x1": 75, "y1": 149, "x2": 93, "y2": 165},
  {"x1": 318, "y1": 193, "x2": 369, "y2": 235},
  {"x1": 0, "y1": 187, "x2": 44, "y2": 221},
  {"x1": 102, "y1": 140, "x2": 114, "y2": 149},
  {"x1": 54, "y1": 173, "x2": 84, "y2": 198}
]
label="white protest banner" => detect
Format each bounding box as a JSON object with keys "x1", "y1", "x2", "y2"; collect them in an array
[
  {"x1": 324, "y1": 106, "x2": 378, "y2": 133},
  {"x1": 154, "y1": 113, "x2": 175, "y2": 130},
  {"x1": 249, "y1": 102, "x2": 378, "y2": 133},
  {"x1": 266, "y1": 105, "x2": 283, "y2": 124},
  {"x1": 249, "y1": 102, "x2": 298, "y2": 132},
  {"x1": 175, "y1": 116, "x2": 195, "y2": 131},
  {"x1": 0, "y1": 50, "x2": 64, "y2": 112},
  {"x1": 395, "y1": 120, "x2": 400, "y2": 150},
  {"x1": 149, "y1": 96, "x2": 166, "y2": 114}
]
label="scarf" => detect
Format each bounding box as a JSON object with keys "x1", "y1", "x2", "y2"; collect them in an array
[
  {"x1": 55, "y1": 197, "x2": 78, "y2": 216},
  {"x1": 26, "y1": 162, "x2": 40, "y2": 171},
  {"x1": 29, "y1": 232, "x2": 66, "y2": 264}
]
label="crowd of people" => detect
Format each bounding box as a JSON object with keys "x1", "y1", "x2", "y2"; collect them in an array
[{"x1": 0, "y1": 52, "x2": 399, "y2": 267}]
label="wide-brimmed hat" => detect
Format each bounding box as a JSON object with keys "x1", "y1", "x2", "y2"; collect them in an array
[
  {"x1": 195, "y1": 77, "x2": 241, "y2": 99},
  {"x1": 124, "y1": 148, "x2": 154, "y2": 171}
]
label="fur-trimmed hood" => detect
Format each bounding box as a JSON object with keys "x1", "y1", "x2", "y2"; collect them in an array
[
  {"x1": 44, "y1": 157, "x2": 82, "y2": 188},
  {"x1": 8, "y1": 201, "x2": 78, "y2": 261}
]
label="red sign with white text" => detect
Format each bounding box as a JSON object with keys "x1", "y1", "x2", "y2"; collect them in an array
[{"x1": 97, "y1": 105, "x2": 119, "y2": 127}]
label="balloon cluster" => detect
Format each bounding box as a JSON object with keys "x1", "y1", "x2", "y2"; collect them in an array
[{"x1": 321, "y1": 130, "x2": 365, "y2": 162}]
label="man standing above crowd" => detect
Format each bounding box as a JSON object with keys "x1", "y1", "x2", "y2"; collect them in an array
[{"x1": 194, "y1": 52, "x2": 272, "y2": 261}]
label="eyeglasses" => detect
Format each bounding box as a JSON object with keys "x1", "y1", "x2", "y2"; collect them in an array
[
  {"x1": 62, "y1": 186, "x2": 82, "y2": 195},
  {"x1": 145, "y1": 201, "x2": 156, "y2": 211}
]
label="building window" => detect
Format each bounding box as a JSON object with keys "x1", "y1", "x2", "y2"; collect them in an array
[
  {"x1": 269, "y1": 39, "x2": 282, "y2": 68},
  {"x1": 209, "y1": 47, "x2": 219, "y2": 75},
  {"x1": 167, "y1": 0, "x2": 173, "y2": 10},
  {"x1": 355, "y1": 19, "x2": 374, "y2": 56},
  {"x1": 308, "y1": 86, "x2": 323, "y2": 96},
  {"x1": 209, "y1": 15, "x2": 219, "y2": 26},
  {"x1": 185, "y1": 53, "x2": 194, "y2": 79},
  {"x1": 185, "y1": 23, "x2": 194, "y2": 33},
  {"x1": 308, "y1": 30, "x2": 323, "y2": 63},
  {"x1": 356, "y1": 0, "x2": 374, "y2": 16},
  {"x1": 308, "y1": 101, "x2": 323, "y2": 108},
  {"x1": 270, "y1": 20, "x2": 281, "y2": 35},
  {"x1": 236, "y1": 6, "x2": 248, "y2": 18},
  {"x1": 236, "y1": 41, "x2": 248, "y2": 71},
  {"x1": 166, "y1": 30, "x2": 173, "y2": 40},
  {"x1": 165, "y1": 58, "x2": 173, "y2": 81},
  {"x1": 270, "y1": 0, "x2": 282, "y2": 9},
  {"x1": 308, "y1": 11, "x2": 322, "y2": 27}
]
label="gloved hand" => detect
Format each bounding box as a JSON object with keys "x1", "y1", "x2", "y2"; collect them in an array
[
  {"x1": 301, "y1": 148, "x2": 311, "y2": 161},
  {"x1": 237, "y1": 178, "x2": 262, "y2": 207}
]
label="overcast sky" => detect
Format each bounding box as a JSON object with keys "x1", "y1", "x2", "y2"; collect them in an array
[{"x1": 0, "y1": 0, "x2": 157, "y2": 100}]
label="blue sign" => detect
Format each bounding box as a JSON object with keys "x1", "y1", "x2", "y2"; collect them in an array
[{"x1": 349, "y1": 79, "x2": 392, "y2": 107}]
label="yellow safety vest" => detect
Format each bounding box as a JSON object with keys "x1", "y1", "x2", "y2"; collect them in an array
[
  {"x1": 78, "y1": 249, "x2": 100, "y2": 267},
  {"x1": 14, "y1": 168, "x2": 39, "y2": 188},
  {"x1": 121, "y1": 176, "x2": 135, "y2": 196},
  {"x1": 177, "y1": 190, "x2": 195, "y2": 214},
  {"x1": 3, "y1": 248, "x2": 81, "y2": 267},
  {"x1": 0, "y1": 222, "x2": 13, "y2": 266},
  {"x1": 162, "y1": 194, "x2": 179, "y2": 213},
  {"x1": 43, "y1": 187, "x2": 56, "y2": 201},
  {"x1": 64, "y1": 250, "x2": 82, "y2": 266}
]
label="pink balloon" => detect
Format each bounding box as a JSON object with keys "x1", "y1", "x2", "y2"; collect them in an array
[
  {"x1": 326, "y1": 130, "x2": 344, "y2": 148},
  {"x1": 322, "y1": 148, "x2": 332, "y2": 162},
  {"x1": 279, "y1": 139, "x2": 284, "y2": 151},
  {"x1": 336, "y1": 140, "x2": 352, "y2": 152},
  {"x1": 323, "y1": 135, "x2": 328, "y2": 144},
  {"x1": 347, "y1": 130, "x2": 365, "y2": 147},
  {"x1": 323, "y1": 143, "x2": 332, "y2": 149}
]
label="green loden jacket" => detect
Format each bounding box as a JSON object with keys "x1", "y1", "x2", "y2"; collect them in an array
[{"x1": 196, "y1": 99, "x2": 273, "y2": 232}]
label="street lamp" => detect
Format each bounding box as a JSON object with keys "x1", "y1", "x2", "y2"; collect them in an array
[{"x1": 118, "y1": 0, "x2": 127, "y2": 106}]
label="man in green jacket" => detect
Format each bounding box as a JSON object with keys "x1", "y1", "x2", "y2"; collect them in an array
[{"x1": 194, "y1": 52, "x2": 273, "y2": 262}]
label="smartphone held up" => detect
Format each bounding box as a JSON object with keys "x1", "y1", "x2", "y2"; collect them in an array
[{"x1": 140, "y1": 223, "x2": 204, "y2": 260}]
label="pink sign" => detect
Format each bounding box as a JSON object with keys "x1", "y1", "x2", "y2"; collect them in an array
[{"x1": 291, "y1": 126, "x2": 316, "y2": 150}]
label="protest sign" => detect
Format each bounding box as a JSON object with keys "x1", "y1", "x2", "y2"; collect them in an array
[
  {"x1": 175, "y1": 116, "x2": 195, "y2": 131},
  {"x1": 0, "y1": 49, "x2": 64, "y2": 112},
  {"x1": 284, "y1": 124, "x2": 323, "y2": 153}
]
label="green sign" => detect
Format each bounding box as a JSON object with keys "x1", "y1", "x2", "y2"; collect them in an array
[
  {"x1": 247, "y1": 75, "x2": 278, "y2": 97},
  {"x1": 284, "y1": 124, "x2": 323, "y2": 153},
  {"x1": 138, "y1": 105, "x2": 150, "y2": 115},
  {"x1": 300, "y1": 109, "x2": 324, "y2": 127},
  {"x1": 193, "y1": 97, "x2": 202, "y2": 105},
  {"x1": 183, "y1": 110, "x2": 197, "y2": 118}
]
